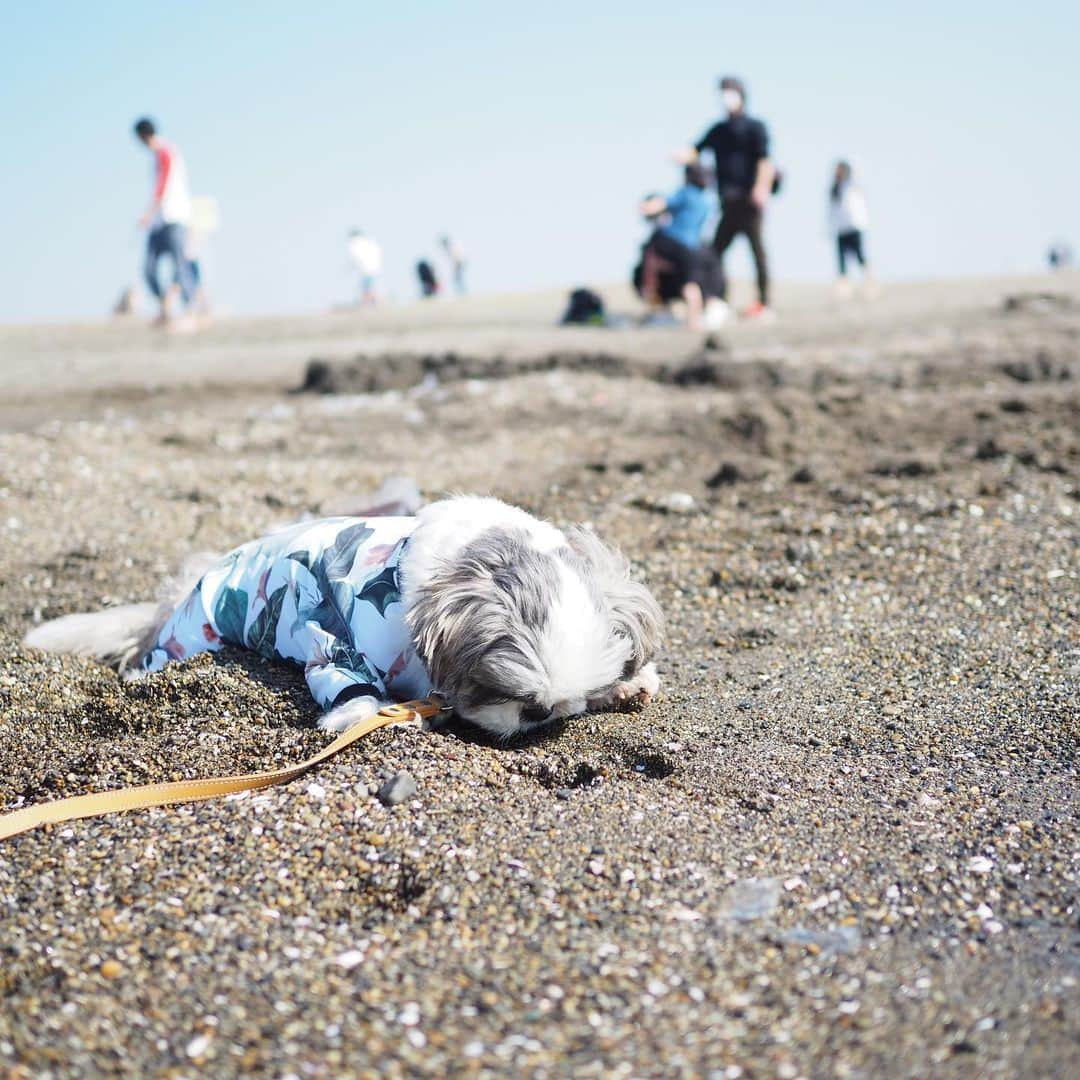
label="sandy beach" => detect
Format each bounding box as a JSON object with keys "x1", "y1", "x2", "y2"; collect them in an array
[{"x1": 0, "y1": 275, "x2": 1077, "y2": 1077}]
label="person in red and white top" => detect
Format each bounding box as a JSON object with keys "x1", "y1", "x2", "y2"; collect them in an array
[{"x1": 133, "y1": 117, "x2": 196, "y2": 325}]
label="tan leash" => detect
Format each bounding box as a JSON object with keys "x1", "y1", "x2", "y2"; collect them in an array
[{"x1": 0, "y1": 697, "x2": 446, "y2": 842}]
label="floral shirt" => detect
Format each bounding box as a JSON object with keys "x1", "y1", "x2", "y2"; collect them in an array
[{"x1": 142, "y1": 517, "x2": 431, "y2": 709}]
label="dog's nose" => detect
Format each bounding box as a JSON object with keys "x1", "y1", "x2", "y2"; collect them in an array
[{"x1": 521, "y1": 704, "x2": 550, "y2": 725}]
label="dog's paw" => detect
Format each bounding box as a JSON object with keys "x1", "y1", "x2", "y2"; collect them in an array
[
  {"x1": 633, "y1": 661, "x2": 661, "y2": 698},
  {"x1": 318, "y1": 695, "x2": 382, "y2": 733},
  {"x1": 590, "y1": 662, "x2": 661, "y2": 711}
]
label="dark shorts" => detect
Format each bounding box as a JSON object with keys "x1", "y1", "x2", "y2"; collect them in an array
[{"x1": 634, "y1": 231, "x2": 726, "y2": 304}]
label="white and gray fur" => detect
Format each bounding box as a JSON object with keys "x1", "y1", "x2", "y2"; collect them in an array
[{"x1": 23, "y1": 496, "x2": 663, "y2": 738}]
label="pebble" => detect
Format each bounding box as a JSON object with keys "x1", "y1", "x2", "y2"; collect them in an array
[
  {"x1": 717, "y1": 878, "x2": 781, "y2": 922},
  {"x1": 781, "y1": 926, "x2": 861, "y2": 955},
  {"x1": 186, "y1": 1034, "x2": 211, "y2": 1059},
  {"x1": 660, "y1": 492, "x2": 697, "y2": 514},
  {"x1": 376, "y1": 771, "x2": 417, "y2": 806},
  {"x1": 334, "y1": 949, "x2": 366, "y2": 971}
]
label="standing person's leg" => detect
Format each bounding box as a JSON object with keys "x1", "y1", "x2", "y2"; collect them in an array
[
  {"x1": 163, "y1": 225, "x2": 196, "y2": 308},
  {"x1": 744, "y1": 205, "x2": 770, "y2": 307},
  {"x1": 837, "y1": 233, "x2": 850, "y2": 277},
  {"x1": 836, "y1": 231, "x2": 862, "y2": 297},
  {"x1": 711, "y1": 204, "x2": 741, "y2": 301},
  {"x1": 851, "y1": 230, "x2": 867, "y2": 270},
  {"x1": 143, "y1": 227, "x2": 166, "y2": 313},
  {"x1": 851, "y1": 229, "x2": 877, "y2": 295}
]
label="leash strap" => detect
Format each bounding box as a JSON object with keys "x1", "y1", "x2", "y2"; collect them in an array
[{"x1": 0, "y1": 698, "x2": 445, "y2": 842}]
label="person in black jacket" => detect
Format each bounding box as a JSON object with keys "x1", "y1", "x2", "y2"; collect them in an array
[{"x1": 676, "y1": 76, "x2": 775, "y2": 319}]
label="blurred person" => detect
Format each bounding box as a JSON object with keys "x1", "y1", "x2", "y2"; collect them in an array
[
  {"x1": 185, "y1": 195, "x2": 220, "y2": 318},
  {"x1": 133, "y1": 117, "x2": 196, "y2": 328},
  {"x1": 676, "y1": 76, "x2": 774, "y2": 319},
  {"x1": 636, "y1": 164, "x2": 726, "y2": 330},
  {"x1": 416, "y1": 258, "x2": 439, "y2": 298},
  {"x1": 828, "y1": 161, "x2": 873, "y2": 296},
  {"x1": 1047, "y1": 241, "x2": 1073, "y2": 270},
  {"x1": 347, "y1": 228, "x2": 383, "y2": 306},
  {"x1": 439, "y1": 234, "x2": 468, "y2": 295},
  {"x1": 111, "y1": 286, "x2": 137, "y2": 318}
]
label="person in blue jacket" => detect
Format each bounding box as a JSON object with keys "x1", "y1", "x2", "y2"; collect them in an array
[{"x1": 635, "y1": 164, "x2": 724, "y2": 329}]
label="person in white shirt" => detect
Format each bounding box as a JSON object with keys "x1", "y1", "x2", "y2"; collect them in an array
[
  {"x1": 133, "y1": 117, "x2": 196, "y2": 326},
  {"x1": 828, "y1": 160, "x2": 873, "y2": 294},
  {"x1": 439, "y1": 234, "x2": 468, "y2": 295},
  {"x1": 347, "y1": 229, "x2": 383, "y2": 306}
]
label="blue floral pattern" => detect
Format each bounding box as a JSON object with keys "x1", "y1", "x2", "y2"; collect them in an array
[{"x1": 142, "y1": 517, "x2": 431, "y2": 709}]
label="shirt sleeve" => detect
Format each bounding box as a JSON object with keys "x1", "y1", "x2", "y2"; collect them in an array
[
  {"x1": 666, "y1": 188, "x2": 688, "y2": 214},
  {"x1": 304, "y1": 657, "x2": 386, "y2": 711},
  {"x1": 153, "y1": 145, "x2": 173, "y2": 201},
  {"x1": 300, "y1": 615, "x2": 388, "y2": 711},
  {"x1": 694, "y1": 124, "x2": 718, "y2": 155},
  {"x1": 751, "y1": 121, "x2": 770, "y2": 161}
]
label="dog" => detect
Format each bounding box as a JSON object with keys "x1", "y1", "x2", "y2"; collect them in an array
[{"x1": 23, "y1": 497, "x2": 663, "y2": 738}]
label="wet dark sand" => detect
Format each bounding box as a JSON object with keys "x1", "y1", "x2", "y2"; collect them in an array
[{"x1": 0, "y1": 276, "x2": 1077, "y2": 1077}]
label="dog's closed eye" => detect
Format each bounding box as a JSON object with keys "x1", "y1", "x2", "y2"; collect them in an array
[{"x1": 469, "y1": 682, "x2": 511, "y2": 707}]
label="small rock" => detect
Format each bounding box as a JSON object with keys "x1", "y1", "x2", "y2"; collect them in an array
[
  {"x1": 785, "y1": 540, "x2": 819, "y2": 564},
  {"x1": 968, "y1": 855, "x2": 994, "y2": 874},
  {"x1": 716, "y1": 878, "x2": 781, "y2": 922},
  {"x1": 870, "y1": 459, "x2": 935, "y2": 478},
  {"x1": 377, "y1": 771, "x2": 418, "y2": 806},
  {"x1": 186, "y1": 1034, "x2": 211, "y2": 1059},
  {"x1": 100, "y1": 959, "x2": 123, "y2": 980},
  {"x1": 780, "y1": 925, "x2": 861, "y2": 954},
  {"x1": 790, "y1": 465, "x2": 815, "y2": 484},
  {"x1": 334, "y1": 949, "x2": 366, "y2": 970},
  {"x1": 661, "y1": 491, "x2": 697, "y2": 514},
  {"x1": 631, "y1": 493, "x2": 697, "y2": 515},
  {"x1": 554, "y1": 788, "x2": 574, "y2": 800},
  {"x1": 705, "y1": 462, "x2": 743, "y2": 488}
]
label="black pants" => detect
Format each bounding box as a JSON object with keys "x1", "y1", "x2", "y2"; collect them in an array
[
  {"x1": 713, "y1": 197, "x2": 769, "y2": 305},
  {"x1": 637, "y1": 231, "x2": 726, "y2": 304},
  {"x1": 836, "y1": 230, "x2": 866, "y2": 275}
]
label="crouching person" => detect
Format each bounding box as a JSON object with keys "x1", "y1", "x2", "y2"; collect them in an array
[{"x1": 635, "y1": 164, "x2": 726, "y2": 330}]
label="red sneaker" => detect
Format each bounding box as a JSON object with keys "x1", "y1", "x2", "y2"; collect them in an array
[{"x1": 741, "y1": 301, "x2": 773, "y2": 320}]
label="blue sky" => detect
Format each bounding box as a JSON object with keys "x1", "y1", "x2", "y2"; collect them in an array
[{"x1": 1, "y1": 1, "x2": 1077, "y2": 322}]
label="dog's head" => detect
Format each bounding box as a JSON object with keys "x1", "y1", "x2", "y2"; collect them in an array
[{"x1": 405, "y1": 525, "x2": 662, "y2": 737}]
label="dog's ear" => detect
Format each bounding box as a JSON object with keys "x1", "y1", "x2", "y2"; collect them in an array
[
  {"x1": 404, "y1": 542, "x2": 529, "y2": 693},
  {"x1": 404, "y1": 560, "x2": 488, "y2": 690},
  {"x1": 564, "y1": 527, "x2": 664, "y2": 672}
]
